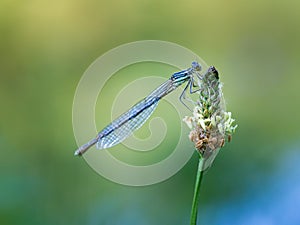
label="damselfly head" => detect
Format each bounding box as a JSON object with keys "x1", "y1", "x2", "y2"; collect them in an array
[{"x1": 191, "y1": 61, "x2": 202, "y2": 71}]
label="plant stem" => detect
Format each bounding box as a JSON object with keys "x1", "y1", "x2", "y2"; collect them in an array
[{"x1": 190, "y1": 157, "x2": 204, "y2": 225}]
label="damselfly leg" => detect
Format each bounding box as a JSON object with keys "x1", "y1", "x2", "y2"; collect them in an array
[{"x1": 179, "y1": 71, "x2": 203, "y2": 111}]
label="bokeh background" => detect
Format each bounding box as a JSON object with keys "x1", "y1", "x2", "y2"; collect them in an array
[{"x1": 1, "y1": 0, "x2": 300, "y2": 225}]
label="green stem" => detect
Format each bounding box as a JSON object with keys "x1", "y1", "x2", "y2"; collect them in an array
[{"x1": 190, "y1": 157, "x2": 204, "y2": 225}]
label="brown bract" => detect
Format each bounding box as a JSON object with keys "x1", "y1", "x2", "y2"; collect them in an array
[{"x1": 189, "y1": 125, "x2": 225, "y2": 155}]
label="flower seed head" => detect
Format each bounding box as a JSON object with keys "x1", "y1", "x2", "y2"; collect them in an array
[{"x1": 183, "y1": 64, "x2": 237, "y2": 171}]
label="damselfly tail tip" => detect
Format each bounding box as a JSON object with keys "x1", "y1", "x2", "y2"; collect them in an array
[
  {"x1": 74, "y1": 149, "x2": 82, "y2": 156},
  {"x1": 74, "y1": 138, "x2": 98, "y2": 156}
]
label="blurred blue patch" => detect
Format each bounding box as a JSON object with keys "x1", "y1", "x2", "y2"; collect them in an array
[{"x1": 203, "y1": 145, "x2": 300, "y2": 225}]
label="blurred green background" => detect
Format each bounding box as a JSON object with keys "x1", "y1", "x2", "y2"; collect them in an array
[{"x1": 1, "y1": 0, "x2": 300, "y2": 224}]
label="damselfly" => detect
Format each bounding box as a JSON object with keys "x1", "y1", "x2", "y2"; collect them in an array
[{"x1": 74, "y1": 62, "x2": 217, "y2": 156}]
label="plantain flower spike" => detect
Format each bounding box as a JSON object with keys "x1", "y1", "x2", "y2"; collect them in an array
[{"x1": 183, "y1": 63, "x2": 237, "y2": 171}]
